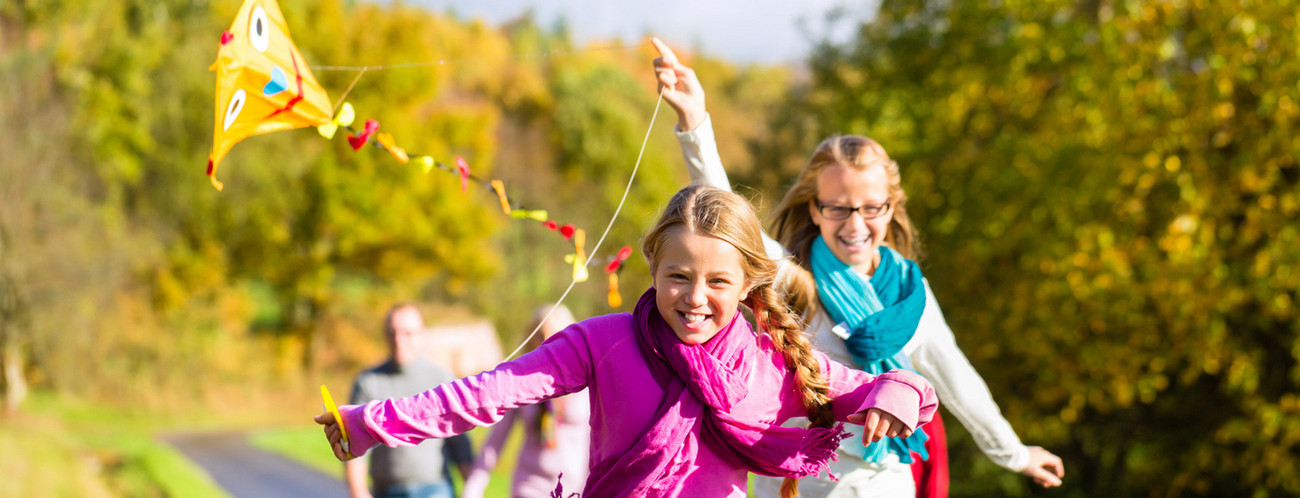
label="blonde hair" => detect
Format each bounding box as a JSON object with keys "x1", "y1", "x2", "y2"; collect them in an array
[
  {"x1": 642, "y1": 184, "x2": 833, "y2": 498},
  {"x1": 770, "y1": 134, "x2": 921, "y2": 315}
]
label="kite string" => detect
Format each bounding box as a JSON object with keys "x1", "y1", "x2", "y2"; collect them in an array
[
  {"x1": 502, "y1": 88, "x2": 666, "y2": 361},
  {"x1": 312, "y1": 44, "x2": 632, "y2": 72},
  {"x1": 332, "y1": 67, "x2": 367, "y2": 110},
  {"x1": 312, "y1": 42, "x2": 660, "y2": 361},
  {"x1": 321, "y1": 43, "x2": 633, "y2": 119}
]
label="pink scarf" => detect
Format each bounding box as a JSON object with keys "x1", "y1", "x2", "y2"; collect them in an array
[{"x1": 582, "y1": 288, "x2": 848, "y2": 496}]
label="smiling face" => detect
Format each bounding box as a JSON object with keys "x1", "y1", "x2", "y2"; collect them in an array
[
  {"x1": 651, "y1": 228, "x2": 754, "y2": 345},
  {"x1": 810, "y1": 163, "x2": 894, "y2": 275}
]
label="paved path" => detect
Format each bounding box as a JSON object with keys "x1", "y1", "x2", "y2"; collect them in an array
[{"x1": 165, "y1": 431, "x2": 348, "y2": 498}]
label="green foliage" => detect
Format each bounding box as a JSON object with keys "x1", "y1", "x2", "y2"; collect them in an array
[
  {"x1": 1, "y1": 0, "x2": 736, "y2": 404},
  {"x1": 0, "y1": 412, "x2": 117, "y2": 498},
  {"x1": 23, "y1": 0, "x2": 1294, "y2": 495},
  {"x1": 775, "y1": 0, "x2": 1300, "y2": 495}
]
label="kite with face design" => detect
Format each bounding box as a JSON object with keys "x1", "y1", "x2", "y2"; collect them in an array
[{"x1": 207, "y1": 0, "x2": 333, "y2": 191}]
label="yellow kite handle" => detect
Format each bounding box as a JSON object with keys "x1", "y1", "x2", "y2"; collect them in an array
[{"x1": 321, "y1": 385, "x2": 355, "y2": 459}]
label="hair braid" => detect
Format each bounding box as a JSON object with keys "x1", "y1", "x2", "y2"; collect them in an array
[
  {"x1": 643, "y1": 185, "x2": 841, "y2": 497},
  {"x1": 748, "y1": 284, "x2": 836, "y2": 498}
]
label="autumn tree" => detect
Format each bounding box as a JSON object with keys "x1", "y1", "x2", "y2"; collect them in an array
[{"x1": 772, "y1": 0, "x2": 1300, "y2": 495}]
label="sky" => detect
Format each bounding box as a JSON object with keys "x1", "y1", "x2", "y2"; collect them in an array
[{"x1": 398, "y1": 0, "x2": 880, "y2": 64}]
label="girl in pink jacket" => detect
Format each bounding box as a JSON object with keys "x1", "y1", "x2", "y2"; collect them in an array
[{"x1": 317, "y1": 185, "x2": 937, "y2": 497}]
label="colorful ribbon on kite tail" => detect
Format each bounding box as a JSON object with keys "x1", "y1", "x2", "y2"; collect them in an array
[
  {"x1": 604, "y1": 246, "x2": 633, "y2": 307},
  {"x1": 206, "y1": 0, "x2": 646, "y2": 310},
  {"x1": 318, "y1": 102, "x2": 621, "y2": 287}
]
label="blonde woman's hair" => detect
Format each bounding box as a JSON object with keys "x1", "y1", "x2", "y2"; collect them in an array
[
  {"x1": 770, "y1": 134, "x2": 921, "y2": 315},
  {"x1": 642, "y1": 184, "x2": 834, "y2": 498}
]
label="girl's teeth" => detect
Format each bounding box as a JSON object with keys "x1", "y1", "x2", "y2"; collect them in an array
[
  {"x1": 840, "y1": 236, "x2": 870, "y2": 246},
  {"x1": 683, "y1": 312, "x2": 706, "y2": 323}
]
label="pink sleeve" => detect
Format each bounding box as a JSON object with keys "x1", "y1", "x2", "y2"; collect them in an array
[
  {"x1": 819, "y1": 353, "x2": 938, "y2": 430},
  {"x1": 340, "y1": 324, "x2": 594, "y2": 457}
]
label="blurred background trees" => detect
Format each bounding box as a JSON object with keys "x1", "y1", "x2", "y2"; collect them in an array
[
  {"x1": 748, "y1": 0, "x2": 1300, "y2": 495},
  {"x1": 2, "y1": 0, "x2": 1297, "y2": 495}
]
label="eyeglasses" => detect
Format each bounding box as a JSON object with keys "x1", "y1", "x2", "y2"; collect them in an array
[{"x1": 814, "y1": 199, "x2": 891, "y2": 221}]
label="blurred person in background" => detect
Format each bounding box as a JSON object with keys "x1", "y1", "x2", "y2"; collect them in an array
[
  {"x1": 347, "y1": 303, "x2": 474, "y2": 498},
  {"x1": 461, "y1": 303, "x2": 591, "y2": 498},
  {"x1": 652, "y1": 38, "x2": 1065, "y2": 498}
]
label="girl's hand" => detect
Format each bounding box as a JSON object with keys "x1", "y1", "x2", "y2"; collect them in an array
[
  {"x1": 313, "y1": 411, "x2": 356, "y2": 461},
  {"x1": 651, "y1": 37, "x2": 708, "y2": 132},
  {"x1": 847, "y1": 407, "x2": 913, "y2": 444},
  {"x1": 1021, "y1": 446, "x2": 1065, "y2": 487}
]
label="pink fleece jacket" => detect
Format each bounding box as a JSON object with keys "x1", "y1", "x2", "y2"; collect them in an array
[{"x1": 340, "y1": 313, "x2": 937, "y2": 497}]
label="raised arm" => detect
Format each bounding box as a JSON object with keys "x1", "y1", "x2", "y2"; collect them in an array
[
  {"x1": 653, "y1": 38, "x2": 786, "y2": 261},
  {"x1": 653, "y1": 38, "x2": 730, "y2": 186},
  {"x1": 910, "y1": 280, "x2": 1064, "y2": 486}
]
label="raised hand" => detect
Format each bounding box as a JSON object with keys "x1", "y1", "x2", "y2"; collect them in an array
[{"x1": 651, "y1": 37, "x2": 708, "y2": 132}]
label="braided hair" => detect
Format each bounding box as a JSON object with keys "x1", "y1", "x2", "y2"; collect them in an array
[{"x1": 642, "y1": 184, "x2": 834, "y2": 498}]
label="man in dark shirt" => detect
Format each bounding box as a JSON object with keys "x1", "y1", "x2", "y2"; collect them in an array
[{"x1": 347, "y1": 303, "x2": 473, "y2": 498}]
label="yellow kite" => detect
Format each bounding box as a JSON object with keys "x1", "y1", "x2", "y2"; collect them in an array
[{"x1": 207, "y1": 0, "x2": 333, "y2": 190}]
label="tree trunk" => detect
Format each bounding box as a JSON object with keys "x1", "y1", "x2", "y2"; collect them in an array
[{"x1": 3, "y1": 339, "x2": 25, "y2": 413}]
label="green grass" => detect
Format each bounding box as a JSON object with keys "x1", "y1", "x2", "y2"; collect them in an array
[
  {"x1": 252, "y1": 422, "x2": 524, "y2": 497},
  {"x1": 0, "y1": 410, "x2": 113, "y2": 498},
  {"x1": 1, "y1": 392, "x2": 229, "y2": 498},
  {"x1": 248, "y1": 426, "x2": 345, "y2": 479}
]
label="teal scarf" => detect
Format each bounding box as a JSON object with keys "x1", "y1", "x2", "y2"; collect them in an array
[{"x1": 810, "y1": 236, "x2": 930, "y2": 463}]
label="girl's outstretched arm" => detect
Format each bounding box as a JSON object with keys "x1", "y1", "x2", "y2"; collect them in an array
[
  {"x1": 910, "y1": 280, "x2": 1063, "y2": 486},
  {"x1": 848, "y1": 408, "x2": 913, "y2": 444},
  {"x1": 821, "y1": 353, "x2": 939, "y2": 435},
  {"x1": 315, "y1": 323, "x2": 594, "y2": 460}
]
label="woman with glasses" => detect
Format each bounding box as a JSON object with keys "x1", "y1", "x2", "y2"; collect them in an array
[{"x1": 651, "y1": 38, "x2": 1064, "y2": 497}]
